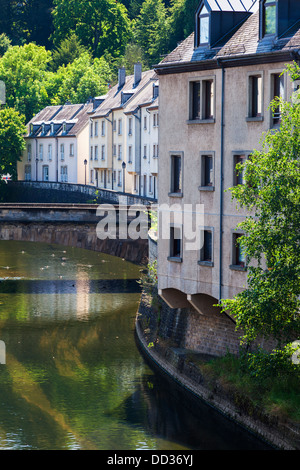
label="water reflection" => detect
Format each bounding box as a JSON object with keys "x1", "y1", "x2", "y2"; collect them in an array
[{"x1": 0, "y1": 241, "x2": 272, "y2": 450}]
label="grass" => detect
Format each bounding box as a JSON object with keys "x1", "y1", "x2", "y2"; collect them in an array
[{"x1": 195, "y1": 353, "x2": 300, "y2": 424}]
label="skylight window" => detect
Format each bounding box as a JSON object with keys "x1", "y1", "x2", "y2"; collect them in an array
[
  {"x1": 263, "y1": 0, "x2": 276, "y2": 35},
  {"x1": 198, "y1": 5, "x2": 209, "y2": 44}
]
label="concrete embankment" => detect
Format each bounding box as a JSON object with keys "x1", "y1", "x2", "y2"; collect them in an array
[{"x1": 135, "y1": 291, "x2": 300, "y2": 450}]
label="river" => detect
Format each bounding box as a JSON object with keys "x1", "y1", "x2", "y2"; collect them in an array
[{"x1": 0, "y1": 240, "x2": 272, "y2": 450}]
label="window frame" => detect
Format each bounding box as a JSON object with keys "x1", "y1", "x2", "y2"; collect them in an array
[
  {"x1": 262, "y1": 0, "x2": 277, "y2": 38},
  {"x1": 246, "y1": 71, "x2": 264, "y2": 121},
  {"x1": 270, "y1": 70, "x2": 285, "y2": 128},
  {"x1": 199, "y1": 151, "x2": 215, "y2": 191},
  {"x1": 232, "y1": 151, "x2": 252, "y2": 187},
  {"x1": 169, "y1": 151, "x2": 183, "y2": 197},
  {"x1": 188, "y1": 76, "x2": 215, "y2": 124},
  {"x1": 168, "y1": 224, "x2": 183, "y2": 263},
  {"x1": 198, "y1": 227, "x2": 214, "y2": 267},
  {"x1": 230, "y1": 231, "x2": 247, "y2": 271}
]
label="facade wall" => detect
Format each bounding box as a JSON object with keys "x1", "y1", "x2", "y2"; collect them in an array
[{"x1": 157, "y1": 60, "x2": 294, "y2": 309}]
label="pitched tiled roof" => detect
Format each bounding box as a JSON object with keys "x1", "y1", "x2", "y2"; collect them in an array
[
  {"x1": 157, "y1": 7, "x2": 300, "y2": 70},
  {"x1": 25, "y1": 103, "x2": 93, "y2": 138},
  {"x1": 90, "y1": 69, "x2": 157, "y2": 118}
]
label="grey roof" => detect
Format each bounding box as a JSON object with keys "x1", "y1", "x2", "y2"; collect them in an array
[
  {"x1": 205, "y1": 0, "x2": 258, "y2": 12},
  {"x1": 158, "y1": 8, "x2": 300, "y2": 67},
  {"x1": 26, "y1": 103, "x2": 93, "y2": 138},
  {"x1": 90, "y1": 69, "x2": 157, "y2": 118}
]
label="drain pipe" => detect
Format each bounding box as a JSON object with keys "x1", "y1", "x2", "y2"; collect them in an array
[{"x1": 218, "y1": 58, "x2": 225, "y2": 303}]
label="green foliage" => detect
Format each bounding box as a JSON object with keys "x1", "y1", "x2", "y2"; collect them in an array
[
  {"x1": 0, "y1": 43, "x2": 52, "y2": 121},
  {"x1": 240, "y1": 345, "x2": 300, "y2": 381},
  {"x1": 51, "y1": 34, "x2": 88, "y2": 70},
  {"x1": 47, "y1": 52, "x2": 112, "y2": 105},
  {"x1": 134, "y1": 0, "x2": 170, "y2": 65},
  {"x1": 220, "y1": 64, "x2": 300, "y2": 347},
  {"x1": 51, "y1": 0, "x2": 132, "y2": 59},
  {"x1": 0, "y1": 107, "x2": 26, "y2": 180},
  {"x1": 0, "y1": 33, "x2": 11, "y2": 57},
  {"x1": 137, "y1": 260, "x2": 157, "y2": 295}
]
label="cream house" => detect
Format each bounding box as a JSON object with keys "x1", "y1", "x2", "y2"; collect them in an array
[
  {"x1": 88, "y1": 64, "x2": 158, "y2": 196},
  {"x1": 154, "y1": 0, "x2": 300, "y2": 316},
  {"x1": 18, "y1": 103, "x2": 93, "y2": 185}
]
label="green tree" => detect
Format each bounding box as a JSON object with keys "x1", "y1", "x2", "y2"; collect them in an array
[
  {"x1": 0, "y1": 43, "x2": 52, "y2": 121},
  {"x1": 0, "y1": 107, "x2": 26, "y2": 180},
  {"x1": 51, "y1": 0, "x2": 132, "y2": 59},
  {"x1": 51, "y1": 34, "x2": 88, "y2": 70},
  {"x1": 47, "y1": 52, "x2": 112, "y2": 105},
  {"x1": 220, "y1": 65, "x2": 300, "y2": 347},
  {"x1": 134, "y1": 0, "x2": 169, "y2": 65},
  {"x1": 0, "y1": 33, "x2": 11, "y2": 57}
]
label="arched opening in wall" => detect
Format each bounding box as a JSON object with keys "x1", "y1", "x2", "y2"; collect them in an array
[{"x1": 158, "y1": 288, "x2": 190, "y2": 309}]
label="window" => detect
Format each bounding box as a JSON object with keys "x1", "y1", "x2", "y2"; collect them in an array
[
  {"x1": 197, "y1": 4, "x2": 209, "y2": 45},
  {"x1": 199, "y1": 229, "x2": 213, "y2": 265},
  {"x1": 128, "y1": 117, "x2": 132, "y2": 135},
  {"x1": 271, "y1": 72, "x2": 284, "y2": 126},
  {"x1": 263, "y1": 0, "x2": 276, "y2": 36},
  {"x1": 117, "y1": 170, "x2": 122, "y2": 187},
  {"x1": 143, "y1": 145, "x2": 147, "y2": 159},
  {"x1": 231, "y1": 233, "x2": 246, "y2": 270},
  {"x1": 90, "y1": 146, "x2": 93, "y2": 161},
  {"x1": 168, "y1": 226, "x2": 182, "y2": 261},
  {"x1": 118, "y1": 119, "x2": 122, "y2": 135},
  {"x1": 48, "y1": 144, "x2": 52, "y2": 161},
  {"x1": 70, "y1": 143, "x2": 74, "y2": 157},
  {"x1": 90, "y1": 123, "x2": 93, "y2": 137},
  {"x1": 27, "y1": 144, "x2": 31, "y2": 162},
  {"x1": 101, "y1": 120, "x2": 105, "y2": 136},
  {"x1": 94, "y1": 145, "x2": 98, "y2": 160},
  {"x1": 60, "y1": 144, "x2": 64, "y2": 161},
  {"x1": 128, "y1": 145, "x2": 132, "y2": 163},
  {"x1": 233, "y1": 154, "x2": 246, "y2": 186},
  {"x1": 60, "y1": 166, "x2": 68, "y2": 182},
  {"x1": 39, "y1": 144, "x2": 43, "y2": 161},
  {"x1": 134, "y1": 175, "x2": 138, "y2": 192},
  {"x1": 113, "y1": 120, "x2": 116, "y2": 132},
  {"x1": 190, "y1": 78, "x2": 214, "y2": 121},
  {"x1": 25, "y1": 165, "x2": 31, "y2": 181},
  {"x1": 43, "y1": 165, "x2": 49, "y2": 182},
  {"x1": 200, "y1": 153, "x2": 214, "y2": 189},
  {"x1": 248, "y1": 74, "x2": 263, "y2": 119},
  {"x1": 95, "y1": 121, "x2": 98, "y2": 137},
  {"x1": 143, "y1": 116, "x2": 147, "y2": 129},
  {"x1": 101, "y1": 145, "x2": 105, "y2": 160},
  {"x1": 90, "y1": 169, "x2": 93, "y2": 184},
  {"x1": 149, "y1": 175, "x2": 152, "y2": 193},
  {"x1": 170, "y1": 153, "x2": 183, "y2": 195},
  {"x1": 118, "y1": 145, "x2": 122, "y2": 160},
  {"x1": 113, "y1": 144, "x2": 116, "y2": 156}
]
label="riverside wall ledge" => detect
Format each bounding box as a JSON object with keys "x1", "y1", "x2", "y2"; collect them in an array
[{"x1": 135, "y1": 293, "x2": 300, "y2": 451}]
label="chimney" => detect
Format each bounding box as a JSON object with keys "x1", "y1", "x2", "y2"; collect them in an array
[
  {"x1": 118, "y1": 67, "x2": 126, "y2": 89},
  {"x1": 134, "y1": 62, "x2": 142, "y2": 88}
]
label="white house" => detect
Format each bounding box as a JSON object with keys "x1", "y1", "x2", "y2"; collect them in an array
[
  {"x1": 18, "y1": 102, "x2": 93, "y2": 185},
  {"x1": 88, "y1": 64, "x2": 158, "y2": 197}
]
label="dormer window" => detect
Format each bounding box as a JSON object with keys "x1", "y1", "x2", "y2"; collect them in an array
[
  {"x1": 198, "y1": 5, "x2": 209, "y2": 45},
  {"x1": 263, "y1": 0, "x2": 276, "y2": 36},
  {"x1": 62, "y1": 122, "x2": 66, "y2": 133}
]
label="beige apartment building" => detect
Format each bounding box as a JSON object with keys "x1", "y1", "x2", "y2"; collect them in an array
[
  {"x1": 155, "y1": 0, "x2": 300, "y2": 318},
  {"x1": 88, "y1": 64, "x2": 158, "y2": 195}
]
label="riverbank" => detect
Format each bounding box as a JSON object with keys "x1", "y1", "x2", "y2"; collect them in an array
[{"x1": 135, "y1": 291, "x2": 300, "y2": 450}]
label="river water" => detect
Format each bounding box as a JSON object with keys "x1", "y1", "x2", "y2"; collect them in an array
[{"x1": 0, "y1": 240, "x2": 272, "y2": 450}]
